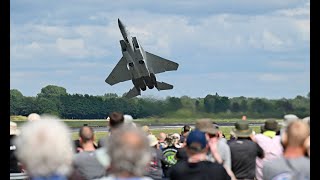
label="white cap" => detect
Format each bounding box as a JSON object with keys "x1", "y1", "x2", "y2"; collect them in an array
[
  {"x1": 10, "y1": 121, "x2": 20, "y2": 135},
  {"x1": 282, "y1": 114, "x2": 299, "y2": 127},
  {"x1": 124, "y1": 114, "x2": 133, "y2": 123}
]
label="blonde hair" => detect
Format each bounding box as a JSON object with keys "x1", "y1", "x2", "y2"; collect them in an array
[{"x1": 14, "y1": 115, "x2": 74, "y2": 176}]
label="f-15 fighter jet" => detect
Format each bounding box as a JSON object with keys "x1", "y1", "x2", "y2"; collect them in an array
[{"x1": 105, "y1": 19, "x2": 179, "y2": 98}]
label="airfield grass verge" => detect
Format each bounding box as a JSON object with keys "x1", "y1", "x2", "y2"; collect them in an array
[
  {"x1": 11, "y1": 115, "x2": 282, "y2": 128},
  {"x1": 71, "y1": 126, "x2": 261, "y2": 143}
]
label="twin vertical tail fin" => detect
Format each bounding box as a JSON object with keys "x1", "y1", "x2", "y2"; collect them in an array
[{"x1": 123, "y1": 81, "x2": 173, "y2": 98}]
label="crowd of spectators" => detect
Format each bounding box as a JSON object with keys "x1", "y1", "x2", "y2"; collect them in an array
[{"x1": 10, "y1": 112, "x2": 310, "y2": 180}]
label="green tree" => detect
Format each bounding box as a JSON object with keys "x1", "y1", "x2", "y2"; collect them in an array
[
  {"x1": 36, "y1": 97, "x2": 60, "y2": 116},
  {"x1": 230, "y1": 102, "x2": 240, "y2": 112},
  {"x1": 214, "y1": 96, "x2": 230, "y2": 113},
  {"x1": 166, "y1": 97, "x2": 183, "y2": 111},
  {"x1": 37, "y1": 85, "x2": 67, "y2": 98},
  {"x1": 239, "y1": 99, "x2": 248, "y2": 112},
  {"x1": 10, "y1": 89, "x2": 24, "y2": 115},
  {"x1": 19, "y1": 97, "x2": 39, "y2": 116},
  {"x1": 204, "y1": 95, "x2": 215, "y2": 113},
  {"x1": 250, "y1": 98, "x2": 272, "y2": 114},
  {"x1": 274, "y1": 99, "x2": 294, "y2": 115}
]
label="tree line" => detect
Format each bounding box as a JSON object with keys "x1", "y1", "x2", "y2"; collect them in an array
[{"x1": 10, "y1": 85, "x2": 310, "y2": 119}]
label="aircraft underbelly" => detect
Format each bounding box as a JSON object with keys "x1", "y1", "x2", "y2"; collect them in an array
[{"x1": 106, "y1": 19, "x2": 179, "y2": 98}]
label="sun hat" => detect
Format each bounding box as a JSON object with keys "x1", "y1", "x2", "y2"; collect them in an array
[
  {"x1": 147, "y1": 134, "x2": 159, "y2": 147},
  {"x1": 195, "y1": 118, "x2": 219, "y2": 135},
  {"x1": 231, "y1": 121, "x2": 253, "y2": 138},
  {"x1": 261, "y1": 119, "x2": 281, "y2": 132}
]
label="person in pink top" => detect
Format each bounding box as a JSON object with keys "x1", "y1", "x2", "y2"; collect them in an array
[{"x1": 252, "y1": 119, "x2": 283, "y2": 180}]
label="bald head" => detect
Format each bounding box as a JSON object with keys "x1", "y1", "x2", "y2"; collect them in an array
[
  {"x1": 28, "y1": 113, "x2": 41, "y2": 122},
  {"x1": 158, "y1": 132, "x2": 166, "y2": 142},
  {"x1": 79, "y1": 126, "x2": 94, "y2": 143},
  {"x1": 287, "y1": 121, "x2": 310, "y2": 147}
]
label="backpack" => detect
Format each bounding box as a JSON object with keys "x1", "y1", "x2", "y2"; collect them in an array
[{"x1": 272, "y1": 159, "x2": 309, "y2": 180}]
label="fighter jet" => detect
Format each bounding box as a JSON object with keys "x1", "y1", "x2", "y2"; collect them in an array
[{"x1": 105, "y1": 19, "x2": 179, "y2": 98}]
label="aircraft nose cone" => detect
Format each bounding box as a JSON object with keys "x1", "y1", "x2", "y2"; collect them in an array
[{"x1": 118, "y1": 18, "x2": 123, "y2": 28}]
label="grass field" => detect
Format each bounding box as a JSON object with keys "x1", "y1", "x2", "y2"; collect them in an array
[
  {"x1": 71, "y1": 126, "x2": 261, "y2": 142},
  {"x1": 11, "y1": 116, "x2": 264, "y2": 141},
  {"x1": 11, "y1": 115, "x2": 282, "y2": 128}
]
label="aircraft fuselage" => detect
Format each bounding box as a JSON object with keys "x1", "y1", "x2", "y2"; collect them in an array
[{"x1": 118, "y1": 19, "x2": 156, "y2": 90}]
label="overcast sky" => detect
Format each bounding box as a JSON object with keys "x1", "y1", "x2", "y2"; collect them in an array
[{"x1": 10, "y1": 0, "x2": 310, "y2": 99}]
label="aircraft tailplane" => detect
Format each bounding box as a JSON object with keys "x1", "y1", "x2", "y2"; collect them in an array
[
  {"x1": 123, "y1": 87, "x2": 141, "y2": 98},
  {"x1": 156, "y1": 81, "x2": 173, "y2": 91}
]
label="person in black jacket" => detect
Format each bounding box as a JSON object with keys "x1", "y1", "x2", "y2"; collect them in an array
[
  {"x1": 169, "y1": 130, "x2": 231, "y2": 180},
  {"x1": 10, "y1": 121, "x2": 21, "y2": 173}
]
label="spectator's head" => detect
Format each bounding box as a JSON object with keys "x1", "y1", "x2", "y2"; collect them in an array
[
  {"x1": 108, "y1": 112, "x2": 124, "y2": 129},
  {"x1": 165, "y1": 135, "x2": 175, "y2": 147},
  {"x1": 14, "y1": 116, "x2": 74, "y2": 177},
  {"x1": 282, "y1": 114, "x2": 299, "y2": 129},
  {"x1": 261, "y1": 119, "x2": 281, "y2": 134},
  {"x1": 147, "y1": 134, "x2": 159, "y2": 148},
  {"x1": 181, "y1": 125, "x2": 191, "y2": 137},
  {"x1": 106, "y1": 124, "x2": 151, "y2": 177},
  {"x1": 212, "y1": 121, "x2": 225, "y2": 138},
  {"x1": 79, "y1": 126, "x2": 94, "y2": 144},
  {"x1": 27, "y1": 113, "x2": 41, "y2": 122},
  {"x1": 186, "y1": 130, "x2": 207, "y2": 155},
  {"x1": 172, "y1": 133, "x2": 182, "y2": 148},
  {"x1": 196, "y1": 119, "x2": 219, "y2": 140},
  {"x1": 124, "y1": 114, "x2": 136, "y2": 127},
  {"x1": 231, "y1": 121, "x2": 253, "y2": 139},
  {"x1": 10, "y1": 121, "x2": 20, "y2": 136},
  {"x1": 158, "y1": 132, "x2": 166, "y2": 142},
  {"x1": 302, "y1": 116, "x2": 310, "y2": 126},
  {"x1": 172, "y1": 133, "x2": 180, "y2": 141},
  {"x1": 142, "y1": 125, "x2": 151, "y2": 135},
  {"x1": 281, "y1": 121, "x2": 310, "y2": 149},
  {"x1": 212, "y1": 121, "x2": 219, "y2": 129}
]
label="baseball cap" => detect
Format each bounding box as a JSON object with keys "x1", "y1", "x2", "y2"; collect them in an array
[{"x1": 186, "y1": 130, "x2": 207, "y2": 152}]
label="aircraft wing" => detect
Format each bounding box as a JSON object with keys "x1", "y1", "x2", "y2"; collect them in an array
[
  {"x1": 105, "y1": 56, "x2": 131, "y2": 85},
  {"x1": 146, "y1": 51, "x2": 179, "y2": 74}
]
